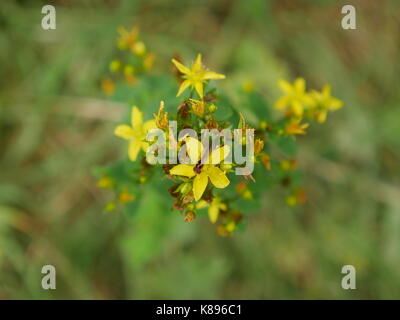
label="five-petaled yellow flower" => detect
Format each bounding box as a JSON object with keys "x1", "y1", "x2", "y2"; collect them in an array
[
  {"x1": 310, "y1": 85, "x2": 343, "y2": 123},
  {"x1": 114, "y1": 106, "x2": 157, "y2": 161},
  {"x1": 169, "y1": 137, "x2": 230, "y2": 201},
  {"x1": 274, "y1": 78, "x2": 314, "y2": 117},
  {"x1": 172, "y1": 54, "x2": 225, "y2": 98},
  {"x1": 117, "y1": 26, "x2": 139, "y2": 50}
]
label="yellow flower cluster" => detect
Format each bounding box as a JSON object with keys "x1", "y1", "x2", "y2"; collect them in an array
[
  {"x1": 274, "y1": 78, "x2": 343, "y2": 136},
  {"x1": 111, "y1": 55, "x2": 247, "y2": 234},
  {"x1": 97, "y1": 176, "x2": 135, "y2": 212},
  {"x1": 101, "y1": 27, "x2": 155, "y2": 96},
  {"x1": 105, "y1": 39, "x2": 345, "y2": 234}
]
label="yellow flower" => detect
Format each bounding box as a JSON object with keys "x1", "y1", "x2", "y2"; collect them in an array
[
  {"x1": 117, "y1": 26, "x2": 139, "y2": 50},
  {"x1": 208, "y1": 197, "x2": 227, "y2": 223},
  {"x1": 285, "y1": 119, "x2": 309, "y2": 136},
  {"x1": 310, "y1": 85, "x2": 343, "y2": 123},
  {"x1": 169, "y1": 137, "x2": 230, "y2": 201},
  {"x1": 114, "y1": 106, "x2": 157, "y2": 161},
  {"x1": 274, "y1": 78, "x2": 314, "y2": 117},
  {"x1": 171, "y1": 54, "x2": 225, "y2": 98}
]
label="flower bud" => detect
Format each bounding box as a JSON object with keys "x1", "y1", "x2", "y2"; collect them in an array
[
  {"x1": 259, "y1": 121, "x2": 268, "y2": 130},
  {"x1": 132, "y1": 41, "x2": 146, "y2": 55},
  {"x1": 220, "y1": 163, "x2": 232, "y2": 172},
  {"x1": 124, "y1": 65, "x2": 134, "y2": 76},
  {"x1": 184, "y1": 211, "x2": 196, "y2": 222},
  {"x1": 180, "y1": 182, "x2": 192, "y2": 195},
  {"x1": 190, "y1": 100, "x2": 205, "y2": 117},
  {"x1": 216, "y1": 225, "x2": 230, "y2": 237},
  {"x1": 225, "y1": 221, "x2": 237, "y2": 232},
  {"x1": 208, "y1": 104, "x2": 217, "y2": 113},
  {"x1": 105, "y1": 201, "x2": 116, "y2": 212},
  {"x1": 109, "y1": 60, "x2": 121, "y2": 73},
  {"x1": 242, "y1": 190, "x2": 253, "y2": 200},
  {"x1": 286, "y1": 195, "x2": 297, "y2": 206}
]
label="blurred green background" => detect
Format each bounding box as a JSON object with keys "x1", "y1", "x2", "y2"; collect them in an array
[{"x1": 1, "y1": 0, "x2": 400, "y2": 299}]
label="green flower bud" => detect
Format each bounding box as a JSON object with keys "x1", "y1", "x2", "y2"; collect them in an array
[
  {"x1": 220, "y1": 163, "x2": 233, "y2": 171},
  {"x1": 180, "y1": 182, "x2": 192, "y2": 195},
  {"x1": 208, "y1": 104, "x2": 217, "y2": 113}
]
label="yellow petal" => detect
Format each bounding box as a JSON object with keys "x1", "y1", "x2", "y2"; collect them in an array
[
  {"x1": 208, "y1": 203, "x2": 219, "y2": 224},
  {"x1": 292, "y1": 100, "x2": 303, "y2": 116},
  {"x1": 114, "y1": 124, "x2": 135, "y2": 139},
  {"x1": 169, "y1": 164, "x2": 196, "y2": 178},
  {"x1": 172, "y1": 59, "x2": 190, "y2": 75},
  {"x1": 196, "y1": 200, "x2": 209, "y2": 209},
  {"x1": 316, "y1": 110, "x2": 328, "y2": 123},
  {"x1": 303, "y1": 94, "x2": 316, "y2": 107},
  {"x1": 278, "y1": 80, "x2": 292, "y2": 94},
  {"x1": 294, "y1": 78, "x2": 305, "y2": 93},
  {"x1": 128, "y1": 139, "x2": 141, "y2": 161},
  {"x1": 328, "y1": 98, "x2": 343, "y2": 110},
  {"x1": 192, "y1": 54, "x2": 203, "y2": 72},
  {"x1": 205, "y1": 145, "x2": 230, "y2": 165},
  {"x1": 185, "y1": 137, "x2": 203, "y2": 164},
  {"x1": 322, "y1": 84, "x2": 331, "y2": 97},
  {"x1": 141, "y1": 141, "x2": 150, "y2": 152},
  {"x1": 206, "y1": 166, "x2": 230, "y2": 189},
  {"x1": 194, "y1": 81, "x2": 204, "y2": 98},
  {"x1": 203, "y1": 71, "x2": 225, "y2": 80},
  {"x1": 143, "y1": 119, "x2": 157, "y2": 132},
  {"x1": 193, "y1": 171, "x2": 208, "y2": 201},
  {"x1": 176, "y1": 79, "x2": 191, "y2": 97},
  {"x1": 131, "y1": 106, "x2": 143, "y2": 129},
  {"x1": 274, "y1": 96, "x2": 289, "y2": 110}
]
